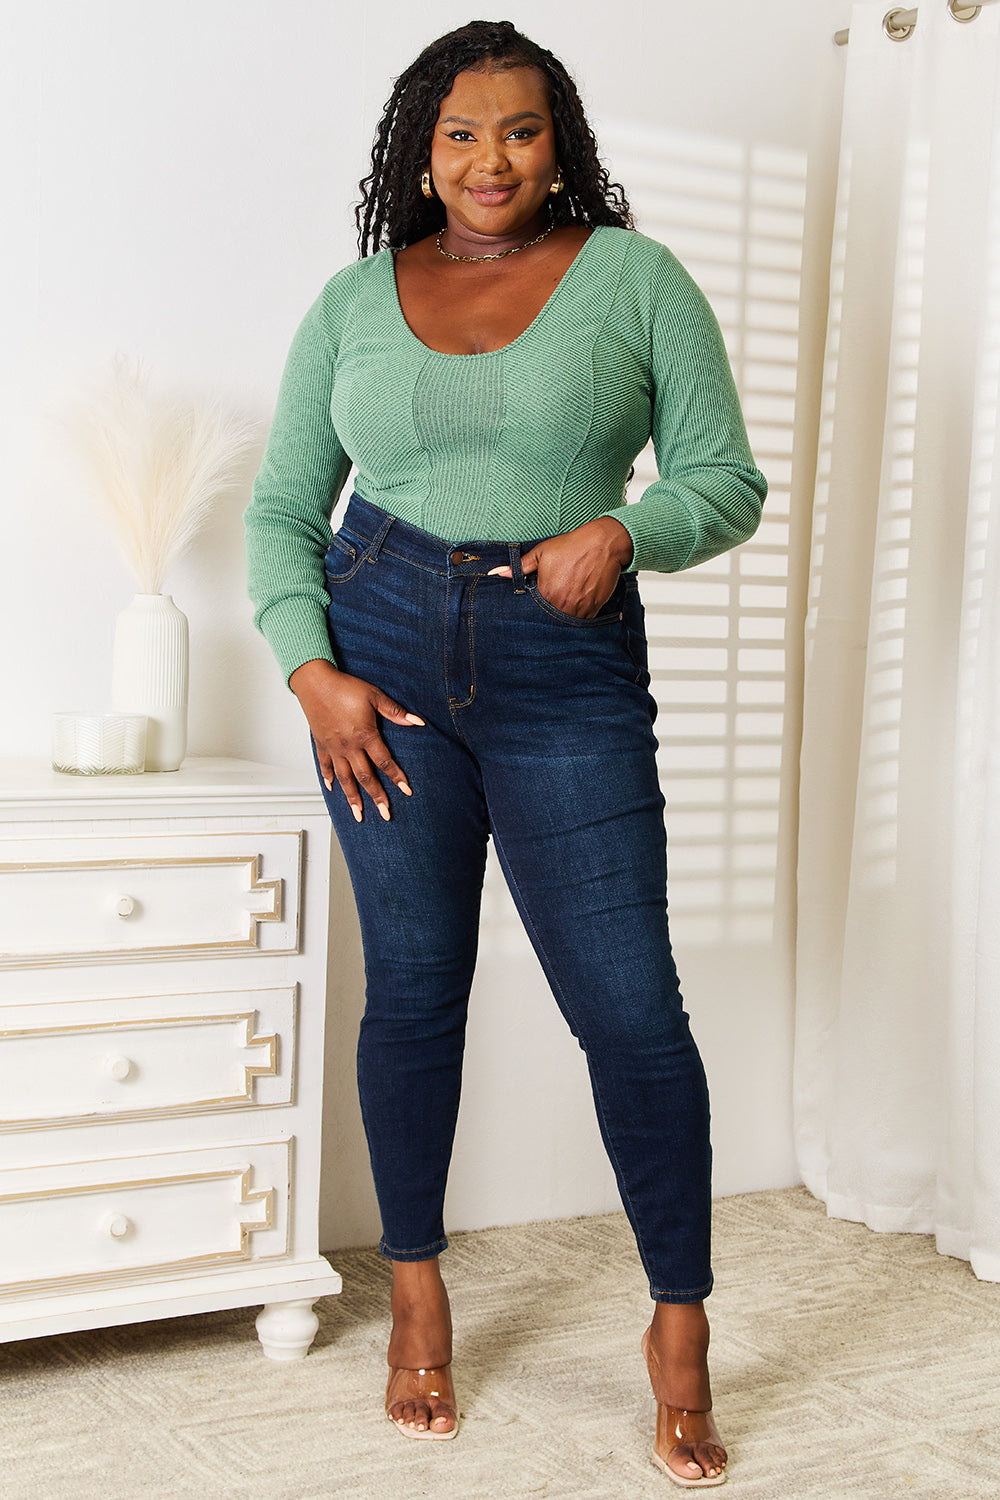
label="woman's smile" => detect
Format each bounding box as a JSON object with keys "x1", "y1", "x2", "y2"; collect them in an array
[{"x1": 465, "y1": 183, "x2": 519, "y2": 206}]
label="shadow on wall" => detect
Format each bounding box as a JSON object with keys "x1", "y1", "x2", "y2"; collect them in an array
[
  {"x1": 604, "y1": 121, "x2": 806, "y2": 948},
  {"x1": 510, "y1": 120, "x2": 802, "y2": 952}
]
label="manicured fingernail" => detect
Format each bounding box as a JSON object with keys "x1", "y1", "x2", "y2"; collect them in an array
[
  {"x1": 487, "y1": 566, "x2": 511, "y2": 576},
  {"x1": 378, "y1": 804, "x2": 390, "y2": 821},
  {"x1": 352, "y1": 805, "x2": 362, "y2": 823},
  {"x1": 404, "y1": 713, "x2": 425, "y2": 724},
  {"x1": 399, "y1": 782, "x2": 412, "y2": 795},
  {"x1": 323, "y1": 778, "x2": 332, "y2": 790}
]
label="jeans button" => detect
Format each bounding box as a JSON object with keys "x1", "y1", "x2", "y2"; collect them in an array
[{"x1": 450, "y1": 549, "x2": 464, "y2": 564}]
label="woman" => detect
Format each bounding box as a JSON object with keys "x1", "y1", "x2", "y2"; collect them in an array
[{"x1": 245, "y1": 19, "x2": 765, "y2": 1487}]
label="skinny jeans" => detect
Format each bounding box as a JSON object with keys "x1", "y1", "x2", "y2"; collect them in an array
[{"x1": 314, "y1": 494, "x2": 713, "y2": 1302}]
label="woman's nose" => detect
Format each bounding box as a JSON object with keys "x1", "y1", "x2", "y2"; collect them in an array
[{"x1": 474, "y1": 138, "x2": 510, "y2": 174}]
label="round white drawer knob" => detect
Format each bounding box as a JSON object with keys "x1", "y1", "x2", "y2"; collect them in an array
[
  {"x1": 103, "y1": 1213, "x2": 132, "y2": 1239},
  {"x1": 116, "y1": 896, "x2": 136, "y2": 918},
  {"x1": 104, "y1": 1055, "x2": 133, "y2": 1081}
]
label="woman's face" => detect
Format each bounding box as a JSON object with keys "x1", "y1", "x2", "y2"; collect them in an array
[{"x1": 428, "y1": 65, "x2": 558, "y2": 241}]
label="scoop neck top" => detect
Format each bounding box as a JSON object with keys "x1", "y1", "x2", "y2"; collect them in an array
[
  {"x1": 387, "y1": 227, "x2": 598, "y2": 358},
  {"x1": 245, "y1": 226, "x2": 767, "y2": 683}
]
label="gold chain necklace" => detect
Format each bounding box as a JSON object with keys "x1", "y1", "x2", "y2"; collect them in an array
[{"x1": 435, "y1": 222, "x2": 554, "y2": 263}]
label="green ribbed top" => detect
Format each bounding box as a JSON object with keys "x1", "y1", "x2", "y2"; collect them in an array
[{"x1": 245, "y1": 227, "x2": 766, "y2": 683}]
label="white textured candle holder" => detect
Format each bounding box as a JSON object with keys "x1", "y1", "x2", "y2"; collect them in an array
[
  {"x1": 51, "y1": 713, "x2": 147, "y2": 775},
  {"x1": 111, "y1": 593, "x2": 189, "y2": 771}
]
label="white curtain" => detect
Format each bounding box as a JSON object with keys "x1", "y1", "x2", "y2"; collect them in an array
[{"x1": 796, "y1": 0, "x2": 1000, "y2": 1280}]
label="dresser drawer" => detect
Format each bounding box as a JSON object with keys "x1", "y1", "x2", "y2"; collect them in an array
[
  {"x1": 0, "y1": 987, "x2": 295, "y2": 1129},
  {"x1": 0, "y1": 1140, "x2": 290, "y2": 1296},
  {"x1": 0, "y1": 831, "x2": 302, "y2": 967}
]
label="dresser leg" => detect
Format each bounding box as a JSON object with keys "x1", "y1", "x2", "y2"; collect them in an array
[{"x1": 255, "y1": 1298, "x2": 320, "y2": 1360}]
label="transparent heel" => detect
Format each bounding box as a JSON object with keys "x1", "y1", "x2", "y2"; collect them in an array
[{"x1": 641, "y1": 1330, "x2": 727, "y2": 1487}]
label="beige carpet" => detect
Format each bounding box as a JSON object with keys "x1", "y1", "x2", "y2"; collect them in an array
[{"x1": 1, "y1": 1186, "x2": 998, "y2": 1499}]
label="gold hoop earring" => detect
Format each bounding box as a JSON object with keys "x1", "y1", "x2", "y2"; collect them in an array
[
  {"x1": 548, "y1": 168, "x2": 564, "y2": 195},
  {"x1": 420, "y1": 169, "x2": 435, "y2": 200}
]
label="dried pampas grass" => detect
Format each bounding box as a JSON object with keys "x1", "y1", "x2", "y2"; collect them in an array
[{"x1": 71, "y1": 355, "x2": 257, "y2": 594}]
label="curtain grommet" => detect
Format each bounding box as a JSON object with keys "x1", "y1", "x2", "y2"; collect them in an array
[{"x1": 883, "y1": 9, "x2": 917, "y2": 43}]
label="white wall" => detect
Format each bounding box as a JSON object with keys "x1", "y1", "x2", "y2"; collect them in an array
[{"x1": 2, "y1": 1, "x2": 849, "y2": 1252}]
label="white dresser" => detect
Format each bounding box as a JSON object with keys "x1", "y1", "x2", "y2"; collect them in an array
[{"x1": 0, "y1": 758, "x2": 341, "y2": 1359}]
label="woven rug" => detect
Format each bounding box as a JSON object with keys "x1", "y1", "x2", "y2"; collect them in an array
[{"x1": 1, "y1": 1186, "x2": 997, "y2": 1498}]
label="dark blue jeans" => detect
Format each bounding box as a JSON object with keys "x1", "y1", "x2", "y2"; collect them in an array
[{"x1": 315, "y1": 494, "x2": 713, "y2": 1302}]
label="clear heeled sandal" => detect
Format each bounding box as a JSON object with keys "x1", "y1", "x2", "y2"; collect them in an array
[
  {"x1": 641, "y1": 1330, "x2": 727, "y2": 1487},
  {"x1": 651, "y1": 1403, "x2": 727, "y2": 1488},
  {"x1": 385, "y1": 1363, "x2": 459, "y2": 1441}
]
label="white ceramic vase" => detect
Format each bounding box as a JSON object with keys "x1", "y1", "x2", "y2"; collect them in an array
[{"x1": 111, "y1": 593, "x2": 189, "y2": 771}]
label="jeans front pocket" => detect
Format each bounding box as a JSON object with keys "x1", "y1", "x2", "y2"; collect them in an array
[
  {"x1": 525, "y1": 576, "x2": 625, "y2": 627},
  {"x1": 324, "y1": 531, "x2": 364, "y2": 584}
]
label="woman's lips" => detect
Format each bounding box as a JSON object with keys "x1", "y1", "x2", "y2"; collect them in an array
[{"x1": 467, "y1": 185, "x2": 518, "y2": 205}]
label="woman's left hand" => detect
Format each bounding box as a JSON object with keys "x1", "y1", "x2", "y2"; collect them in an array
[{"x1": 488, "y1": 516, "x2": 634, "y2": 618}]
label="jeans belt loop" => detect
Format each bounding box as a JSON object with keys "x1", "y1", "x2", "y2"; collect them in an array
[
  {"x1": 510, "y1": 543, "x2": 526, "y2": 594},
  {"x1": 366, "y1": 516, "x2": 393, "y2": 563}
]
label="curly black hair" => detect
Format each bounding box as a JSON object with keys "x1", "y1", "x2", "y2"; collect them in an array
[{"x1": 355, "y1": 19, "x2": 633, "y2": 256}]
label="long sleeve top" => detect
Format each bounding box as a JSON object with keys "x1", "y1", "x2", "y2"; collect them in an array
[{"x1": 245, "y1": 226, "x2": 767, "y2": 684}]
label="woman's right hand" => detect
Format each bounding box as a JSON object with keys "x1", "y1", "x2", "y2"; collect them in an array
[{"x1": 289, "y1": 659, "x2": 424, "y2": 822}]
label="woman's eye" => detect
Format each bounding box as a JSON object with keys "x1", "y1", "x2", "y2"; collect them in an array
[{"x1": 443, "y1": 128, "x2": 538, "y2": 143}]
